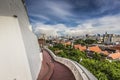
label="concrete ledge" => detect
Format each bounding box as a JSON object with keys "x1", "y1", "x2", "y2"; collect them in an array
[{"x1": 74, "y1": 61, "x2": 97, "y2": 80}]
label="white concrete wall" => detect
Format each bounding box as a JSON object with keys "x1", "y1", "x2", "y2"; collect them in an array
[
  {"x1": 0, "y1": 0, "x2": 42, "y2": 80},
  {"x1": 0, "y1": 16, "x2": 32, "y2": 80}
]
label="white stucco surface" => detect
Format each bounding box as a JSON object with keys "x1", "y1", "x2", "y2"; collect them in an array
[
  {"x1": 0, "y1": 0, "x2": 42, "y2": 80},
  {"x1": 0, "y1": 16, "x2": 32, "y2": 80}
]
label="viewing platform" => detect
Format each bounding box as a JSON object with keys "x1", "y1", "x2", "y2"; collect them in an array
[{"x1": 37, "y1": 47, "x2": 97, "y2": 80}]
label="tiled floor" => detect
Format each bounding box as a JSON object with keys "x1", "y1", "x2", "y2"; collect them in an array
[{"x1": 37, "y1": 50, "x2": 75, "y2": 80}]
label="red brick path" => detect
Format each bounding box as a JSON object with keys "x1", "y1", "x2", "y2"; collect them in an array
[{"x1": 37, "y1": 50, "x2": 75, "y2": 80}]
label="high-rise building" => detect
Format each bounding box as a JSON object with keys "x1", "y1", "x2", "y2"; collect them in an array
[{"x1": 103, "y1": 32, "x2": 120, "y2": 44}]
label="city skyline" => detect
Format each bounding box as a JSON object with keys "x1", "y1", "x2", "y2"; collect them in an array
[{"x1": 25, "y1": 0, "x2": 120, "y2": 36}]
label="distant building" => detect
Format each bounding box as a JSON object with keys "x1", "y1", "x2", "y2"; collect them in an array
[
  {"x1": 64, "y1": 41, "x2": 71, "y2": 46},
  {"x1": 38, "y1": 38, "x2": 45, "y2": 48},
  {"x1": 108, "y1": 52, "x2": 120, "y2": 60},
  {"x1": 88, "y1": 46, "x2": 102, "y2": 53},
  {"x1": 103, "y1": 32, "x2": 120, "y2": 44},
  {"x1": 100, "y1": 51, "x2": 109, "y2": 56},
  {"x1": 74, "y1": 44, "x2": 86, "y2": 51},
  {"x1": 111, "y1": 44, "x2": 120, "y2": 51},
  {"x1": 111, "y1": 35, "x2": 120, "y2": 44}
]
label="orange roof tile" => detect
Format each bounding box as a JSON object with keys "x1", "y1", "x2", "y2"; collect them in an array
[
  {"x1": 101, "y1": 51, "x2": 109, "y2": 56},
  {"x1": 108, "y1": 52, "x2": 120, "y2": 59},
  {"x1": 64, "y1": 41, "x2": 71, "y2": 46},
  {"x1": 74, "y1": 44, "x2": 86, "y2": 51},
  {"x1": 78, "y1": 46, "x2": 86, "y2": 51},
  {"x1": 88, "y1": 46, "x2": 102, "y2": 53},
  {"x1": 74, "y1": 44, "x2": 80, "y2": 49}
]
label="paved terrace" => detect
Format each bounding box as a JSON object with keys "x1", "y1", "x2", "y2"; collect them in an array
[{"x1": 37, "y1": 49, "x2": 75, "y2": 80}]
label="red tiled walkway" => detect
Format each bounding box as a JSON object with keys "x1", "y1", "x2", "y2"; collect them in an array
[
  {"x1": 50, "y1": 61, "x2": 75, "y2": 80},
  {"x1": 37, "y1": 50, "x2": 75, "y2": 80}
]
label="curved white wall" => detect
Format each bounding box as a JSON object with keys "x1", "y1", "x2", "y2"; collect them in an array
[
  {"x1": 0, "y1": 0, "x2": 42, "y2": 80},
  {"x1": 0, "y1": 16, "x2": 33, "y2": 80}
]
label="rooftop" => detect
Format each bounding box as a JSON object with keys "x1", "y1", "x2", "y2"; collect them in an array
[
  {"x1": 74, "y1": 44, "x2": 86, "y2": 51},
  {"x1": 108, "y1": 52, "x2": 120, "y2": 60},
  {"x1": 88, "y1": 46, "x2": 102, "y2": 53}
]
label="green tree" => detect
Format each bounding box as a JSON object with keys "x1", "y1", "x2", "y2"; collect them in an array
[{"x1": 84, "y1": 39, "x2": 97, "y2": 45}]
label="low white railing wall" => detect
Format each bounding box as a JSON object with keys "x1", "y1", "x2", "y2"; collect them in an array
[
  {"x1": 44, "y1": 47, "x2": 97, "y2": 80},
  {"x1": 74, "y1": 61, "x2": 97, "y2": 80}
]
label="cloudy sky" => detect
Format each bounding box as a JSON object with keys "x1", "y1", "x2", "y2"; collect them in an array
[{"x1": 25, "y1": 0, "x2": 120, "y2": 36}]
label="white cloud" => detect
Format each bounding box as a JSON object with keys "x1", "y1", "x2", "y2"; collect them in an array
[
  {"x1": 29, "y1": 13, "x2": 50, "y2": 21},
  {"x1": 33, "y1": 14, "x2": 120, "y2": 37},
  {"x1": 44, "y1": 1, "x2": 73, "y2": 20}
]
